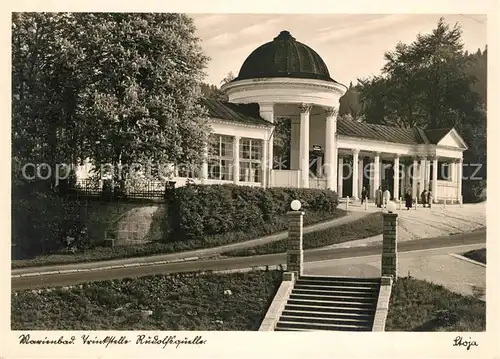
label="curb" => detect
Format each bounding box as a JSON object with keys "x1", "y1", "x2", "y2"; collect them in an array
[
  {"x1": 449, "y1": 253, "x2": 486, "y2": 267},
  {"x1": 11, "y1": 256, "x2": 200, "y2": 278}
]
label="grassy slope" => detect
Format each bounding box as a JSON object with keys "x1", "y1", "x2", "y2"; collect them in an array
[
  {"x1": 12, "y1": 210, "x2": 347, "y2": 269},
  {"x1": 223, "y1": 212, "x2": 383, "y2": 256},
  {"x1": 386, "y1": 277, "x2": 485, "y2": 331},
  {"x1": 11, "y1": 271, "x2": 282, "y2": 330},
  {"x1": 12, "y1": 272, "x2": 485, "y2": 331},
  {"x1": 462, "y1": 248, "x2": 486, "y2": 264}
]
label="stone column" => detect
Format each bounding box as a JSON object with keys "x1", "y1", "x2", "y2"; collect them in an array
[
  {"x1": 324, "y1": 107, "x2": 338, "y2": 191},
  {"x1": 259, "y1": 103, "x2": 275, "y2": 186},
  {"x1": 425, "y1": 159, "x2": 431, "y2": 191},
  {"x1": 337, "y1": 157, "x2": 344, "y2": 198},
  {"x1": 419, "y1": 157, "x2": 427, "y2": 194},
  {"x1": 432, "y1": 156, "x2": 438, "y2": 202},
  {"x1": 412, "y1": 158, "x2": 418, "y2": 200},
  {"x1": 369, "y1": 160, "x2": 375, "y2": 198},
  {"x1": 374, "y1": 152, "x2": 381, "y2": 192},
  {"x1": 299, "y1": 103, "x2": 312, "y2": 189},
  {"x1": 352, "y1": 149, "x2": 360, "y2": 200},
  {"x1": 201, "y1": 144, "x2": 208, "y2": 184},
  {"x1": 287, "y1": 210, "x2": 304, "y2": 276},
  {"x1": 262, "y1": 138, "x2": 268, "y2": 187},
  {"x1": 404, "y1": 162, "x2": 412, "y2": 196},
  {"x1": 233, "y1": 136, "x2": 240, "y2": 184},
  {"x1": 358, "y1": 156, "x2": 364, "y2": 199},
  {"x1": 393, "y1": 155, "x2": 400, "y2": 201},
  {"x1": 457, "y1": 158, "x2": 463, "y2": 203},
  {"x1": 381, "y1": 212, "x2": 398, "y2": 278}
]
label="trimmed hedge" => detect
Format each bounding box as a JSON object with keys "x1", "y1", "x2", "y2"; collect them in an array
[{"x1": 166, "y1": 184, "x2": 339, "y2": 240}]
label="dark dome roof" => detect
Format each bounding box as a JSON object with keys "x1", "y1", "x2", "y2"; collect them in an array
[{"x1": 235, "y1": 30, "x2": 338, "y2": 83}]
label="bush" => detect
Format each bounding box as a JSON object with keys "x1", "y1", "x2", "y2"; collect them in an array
[
  {"x1": 12, "y1": 189, "x2": 90, "y2": 258},
  {"x1": 167, "y1": 184, "x2": 339, "y2": 240}
]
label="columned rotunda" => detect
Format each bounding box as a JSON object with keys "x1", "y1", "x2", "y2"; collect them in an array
[{"x1": 76, "y1": 30, "x2": 467, "y2": 203}]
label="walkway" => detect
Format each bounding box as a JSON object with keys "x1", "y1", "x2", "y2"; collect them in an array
[
  {"x1": 12, "y1": 230, "x2": 485, "y2": 290},
  {"x1": 12, "y1": 210, "x2": 369, "y2": 276},
  {"x1": 306, "y1": 243, "x2": 486, "y2": 301},
  {"x1": 326, "y1": 202, "x2": 486, "y2": 249}
]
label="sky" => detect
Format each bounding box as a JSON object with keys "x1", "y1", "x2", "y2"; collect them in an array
[{"x1": 190, "y1": 14, "x2": 487, "y2": 87}]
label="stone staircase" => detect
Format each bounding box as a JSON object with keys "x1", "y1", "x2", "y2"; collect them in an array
[{"x1": 275, "y1": 275, "x2": 381, "y2": 331}]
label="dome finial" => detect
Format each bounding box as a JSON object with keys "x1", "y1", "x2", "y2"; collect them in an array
[{"x1": 274, "y1": 30, "x2": 295, "y2": 41}]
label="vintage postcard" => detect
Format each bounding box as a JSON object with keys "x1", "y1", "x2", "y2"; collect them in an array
[{"x1": 2, "y1": 1, "x2": 497, "y2": 358}]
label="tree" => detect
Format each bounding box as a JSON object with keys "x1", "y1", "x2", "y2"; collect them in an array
[
  {"x1": 220, "y1": 71, "x2": 235, "y2": 86},
  {"x1": 199, "y1": 82, "x2": 228, "y2": 101},
  {"x1": 12, "y1": 13, "x2": 211, "y2": 189},
  {"x1": 273, "y1": 117, "x2": 292, "y2": 165},
  {"x1": 338, "y1": 81, "x2": 362, "y2": 121},
  {"x1": 357, "y1": 18, "x2": 486, "y2": 201}
]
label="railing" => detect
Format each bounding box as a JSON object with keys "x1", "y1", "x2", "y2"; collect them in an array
[{"x1": 69, "y1": 179, "x2": 167, "y2": 200}]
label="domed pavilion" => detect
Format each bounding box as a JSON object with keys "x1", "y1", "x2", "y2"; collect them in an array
[{"x1": 76, "y1": 31, "x2": 467, "y2": 203}]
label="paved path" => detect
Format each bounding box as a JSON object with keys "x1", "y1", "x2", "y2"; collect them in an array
[
  {"x1": 306, "y1": 244, "x2": 486, "y2": 301},
  {"x1": 12, "y1": 210, "x2": 368, "y2": 276},
  {"x1": 326, "y1": 202, "x2": 486, "y2": 249},
  {"x1": 12, "y1": 229, "x2": 485, "y2": 290}
]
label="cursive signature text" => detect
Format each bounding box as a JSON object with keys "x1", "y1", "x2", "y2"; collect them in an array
[{"x1": 453, "y1": 336, "x2": 478, "y2": 350}]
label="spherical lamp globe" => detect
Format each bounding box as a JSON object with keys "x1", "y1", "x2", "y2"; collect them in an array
[
  {"x1": 290, "y1": 200, "x2": 302, "y2": 211},
  {"x1": 386, "y1": 201, "x2": 397, "y2": 213}
]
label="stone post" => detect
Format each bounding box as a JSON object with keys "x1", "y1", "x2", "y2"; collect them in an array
[
  {"x1": 287, "y1": 210, "x2": 304, "y2": 276},
  {"x1": 381, "y1": 212, "x2": 398, "y2": 279}
]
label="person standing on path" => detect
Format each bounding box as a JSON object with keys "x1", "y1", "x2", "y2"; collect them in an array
[
  {"x1": 375, "y1": 186, "x2": 383, "y2": 208},
  {"x1": 427, "y1": 189, "x2": 433, "y2": 208},
  {"x1": 421, "y1": 189, "x2": 428, "y2": 208},
  {"x1": 405, "y1": 188, "x2": 412, "y2": 210},
  {"x1": 383, "y1": 189, "x2": 391, "y2": 208},
  {"x1": 361, "y1": 187, "x2": 368, "y2": 204}
]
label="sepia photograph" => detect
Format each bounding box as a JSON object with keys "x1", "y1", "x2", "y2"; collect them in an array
[{"x1": 11, "y1": 12, "x2": 487, "y2": 334}]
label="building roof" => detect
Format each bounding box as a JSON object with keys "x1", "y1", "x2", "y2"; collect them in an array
[
  {"x1": 234, "y1": 30, "x2": 340, "y2": 84},
  {"x1": 201, "y1": 98, "x2": 272, "y2": 126},
  {"x1": 337, "y1": 118, "x2": 455, "y2": 145},
  {"x1": 202, "y1": 99, "x2": 458, "y2": 145},
  {"x1": 424, "y1": 128, "x2": 455, "y2": 144}
]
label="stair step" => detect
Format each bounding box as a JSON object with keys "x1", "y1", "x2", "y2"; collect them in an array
[
  {"x1": 292, "y1": 288, "x2": 378, "y2": 297},
  {"x1": 297, "y1": 279, "x2": 380, "y2": 288},
  {"x1": 289, "y1": 293, "x2": 377, "y2": 302},
  {"x1": 285, "y1": 303, "x2": 374, "y2": 313},
  {"x1": 300, "y1": 275, "x2": 381, "y2": 284},
  {"x1": 282, "y1": 309, "x2": 373, "y2": 320},
  {"x1": 279, "y1": 314, "x2": 372, "y2": 326},
  {"x1": 274, "y1": 327, "x2": 312, "y2": 332},
  {"x1": 287, "y1": 298, "x2": 376, "y2": 308},
  {"x1": 294, "y1": 284, "x2": 380, "y2": 292},
  {"x1": 276, "y1": 320, "x2": 371, "y2": 331}
]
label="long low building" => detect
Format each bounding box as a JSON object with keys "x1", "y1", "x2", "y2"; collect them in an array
[{"x1": 77, "y1": 30, "x2": 467, "y2": 203}]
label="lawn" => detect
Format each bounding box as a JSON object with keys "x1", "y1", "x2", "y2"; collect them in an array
[
  {"x1": 386, "y1": 277, "x2": 486, "y2": 331},
  {"x1": 222, "y1": 212, "x2": 383, "y2": 256},
  {"x1": 462, "y1": 248, "x2": 486, "y2": 264},
  {"x1": 11, "y1": 271, "x2": 485, "y2": 331},
  {"x1": 12, "y1": 209, "x2": 346, "y2": 269},
  {"x1": 11, "y1": 271, "x2": 282, "y2": 330}
]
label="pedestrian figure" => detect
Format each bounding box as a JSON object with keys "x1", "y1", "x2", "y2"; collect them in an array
[
  {"x1": 361, "y1": 187, "x2": 368, "y2": 204},
  {"x1": 383, "y1": 189, "x2": 391, "y2": 208},
  {"x1": 421, "y1": 189, "x2": 428, "y2": 208},
  {"x1": 375, "y1": 186, "x2": 383, "y2": 208},
  {"x1": 427, "y1": 189, "x2": 433, "y2": 208},
  {"x1": 405, "y1": 189, "x2": 412, "y2": 210}
]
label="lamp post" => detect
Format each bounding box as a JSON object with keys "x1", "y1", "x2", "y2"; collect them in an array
[
  {"x1": 287, "y1": 200, "x2": 304, "y2": 277},
  {"x1": 382, "y1": 201, "x2": 398, "y2": 279}
]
